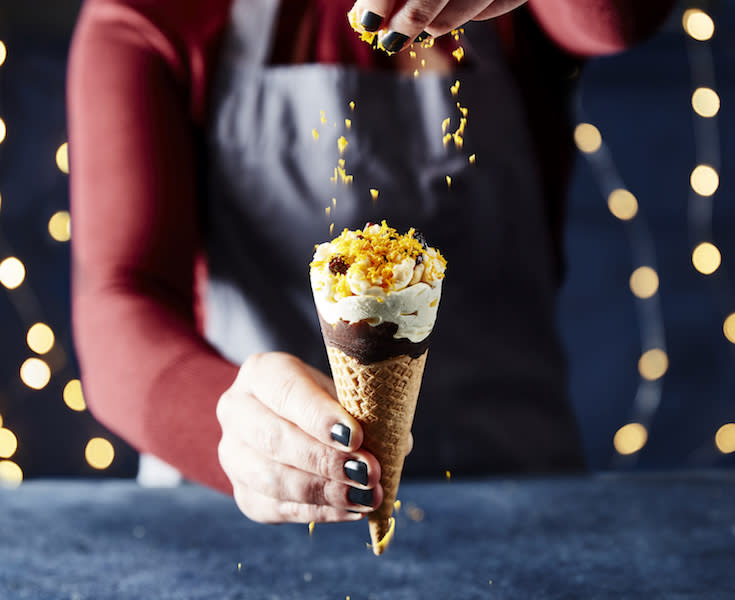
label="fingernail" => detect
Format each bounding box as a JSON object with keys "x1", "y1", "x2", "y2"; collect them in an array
[
  {"x1": 330, "y1": 423, "x2": 351, "y2": 447},
  {"x1": 348, "y1": 486, "x2": 374, "y2": 507},
  {"x1": 360, "y1": 10, "x2": 383, "y2": 32},
  {"x1": 344, "y1": 460, "x2": 369, "y2": 485},
  {"x1": 414, "y1": 31, "x2": 431, "y2": 43},
  {"x1": 379, "y1": 31, "x2": 410, "y2": 53}
]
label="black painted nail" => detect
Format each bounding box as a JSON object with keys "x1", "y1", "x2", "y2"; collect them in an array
[
  {"x1": 379, "y1": 31, "x2": 410, "y2": 53},
  {"x1": 330, "y1": 423, "x2": 351, "y2": 447},
  {"x1": 348, "y1": 486, "x2": 374, "y2": 507},
  {"x1": 344, "y1": 460, "x2": 369, "y2": 486},
  {"x1": 360, "y1": 10, "x2": 383, "y2": 32},
  {"x1": 414, "y1": 31, "x2": 431, "y2": 43}
]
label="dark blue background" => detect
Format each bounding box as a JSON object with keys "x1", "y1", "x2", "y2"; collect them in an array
[{"x1": 0, "y1": 1, "x2": 732, "y2": 479}]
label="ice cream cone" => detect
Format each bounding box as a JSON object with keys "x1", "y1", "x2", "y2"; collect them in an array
[
  {"x1": 325, "y1": 345, "x2": 427, "y2": 554},
  {"x1": 309, "y1": 221, "x2": 446, "y2": 555}
]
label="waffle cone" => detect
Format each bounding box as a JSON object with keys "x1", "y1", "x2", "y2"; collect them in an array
[{"x1": 325, "y1": 345, "x2": 427, "y2": 555}]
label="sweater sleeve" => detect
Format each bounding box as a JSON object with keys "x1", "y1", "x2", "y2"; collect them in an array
[
  {"x1": 527, "y1": 0, "x2": 676, "y2": 57},
  {"x1": 67, "y1": 0, "x2": 236, "y2": 494}
]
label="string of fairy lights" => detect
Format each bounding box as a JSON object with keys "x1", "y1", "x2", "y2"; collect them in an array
[
  {"x1": 0, "y1": 37, "x2": 116, "y2": 489},
  {"x1": 574, "y1": 3, "x2": 735, "y2": 463}
]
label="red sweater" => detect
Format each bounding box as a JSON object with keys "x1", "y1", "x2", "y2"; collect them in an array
[{"x1": 67, "y1": 0, "x2": 673, "y2": 493}]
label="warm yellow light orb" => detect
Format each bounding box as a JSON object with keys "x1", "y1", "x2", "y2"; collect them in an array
[
  {"x1": 690, "y1": 165, "x2": 719, "y2": 196},
  {"x1": 715, "y1": 424, "x2": 735, "y2": 454},
  {"x1": 0, "y1": 191, "x2": 3, "y2": 212},
  {"x1": 0, "y1": 460, "x2": 23, "y2": 489},
  {"x1": 614, "y1": 423, "x2": 648, "y2": 455},
  {"x1": 607, "y1": 189, "x2": 638, "y2": 221},
  {"x1": 724, "y1": 314, "x2": 735, "y2": 344},
  {"x1": 27, "y1": 322, "x2": 55, "y2": 354},
  {"x1": 574, "y1": 123, "x2": 602, "y2": 154},
  {"x1": 629, "y1": 266, "x2": 659, "y2": 299},
  {"x1": 0, "y1": 413, "x2": 3, "y2": 427},
  {"x1": 0, "y1": 428, "x2": 18, "y2": 459},
  {"x1": 691, "y1": 87, "x2": 720, "y2": 118},
  {"x1": 20, "y1": 358, "x2": 51, "y2": 390},
  {"x1": 638, "y1": 348, "x2": 668, "y2": 381},
  {"x1": 0, "y1": 257, "x2": 26, "y2": 289},
  {"x1": 48, "y1": 210, "x2": 71, "y2": 242},
  {"x1": 63, "y1": 379, "x2": 87, "y2": 412},
  {"x1": 692, "y1": 242, "x2": 721, "y2": 275},
  {"x1": 86, "y1": 437, "x2": 115, "y2": 470},
  {"x1": 0, "y1": 118, "x2": 5, "y2": 144},
  {"x1": 683, "y1": 9, "x2": 715, "y2": 41},
  {"x1": 56, "y1": 142, "x2": 70, "y2": 174},
  {"x1": 0, "y1": 41, "x2": 6, "y2": 67}
]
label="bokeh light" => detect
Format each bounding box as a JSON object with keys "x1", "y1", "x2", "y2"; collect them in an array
[
  {"x1": 0, "y1": 41, "x2": 6, "y2": 67},
  {"x1": 27, "y1": 322, "x2": 55, "y2": 354},
  {"x1": 690, "y1": 165, "x2": 719, "y2": 196},
  {"x1": 0, "y1": 191, "x2": 3, "y2": 212},
  {"x1": 0, "y1": 460, "x2": 23, "y2": 489},
  {"x1": 0, "y1": 257, "x2": 26, "y2": 289},
  {"x1": 629, "y1": 266, "x2": 659, "y2": 299},
  {"x1": 0, "y1": 118, "x2": 5, "y2": 144},
  {"x1": 55, "y1": 142, "x2": 70, "y2": 174},
  {"x1": 692, "y1": 242, "x2": 721, "y2": 275},
  {"x1": 691, "y1": 87, "x2": 720, "y2": 118},
  {"x1": 638, "y1": 348, "x2": 668, "y2": 381},
  {"x1": 682, "y1": 9, "x2": 715, "y2": 41},
  {"x1": 48, "y1": 210, "x2": 71, "y2": 242},
  {"x1": 20, "y1": 358, "x2": 51, "y2": 390},
  {"x1": 85, "y1": 437, "x2": 115, "y2": 470},
  {"x1": 715, "y1": 424, "x2": 735, "y2": 454},
  {"x1": 0, "y1": 428, "x2": 18, "y2": 459},
  {"x1": 573, "y1": 123, "x2": 602, "y2": 154},
  {"x1": 63, "y1": 379, "x2": 87, "y2": 412},
  {"x1": 614, "y1": 423, "x2": 648, "y2": 455},
  {"x1": 607, "y1": 188, "x2": 638, "y2": 221},
  {"x1": 724, "y1": 314, "x2": 735, "y2": 344}
]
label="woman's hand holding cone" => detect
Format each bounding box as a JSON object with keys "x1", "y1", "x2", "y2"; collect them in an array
[{"x1": 216, "y1": 352, "x2": 385, "y2": 524}]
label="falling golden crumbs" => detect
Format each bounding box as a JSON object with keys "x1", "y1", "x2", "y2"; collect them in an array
[
  {"x1": 469, "y1": 154, "x2": 476, "y2": 165},
  {"x1": 349, "y1": 100, "x2": 355, "y2": 111},
  {"x1": 394, "y1": 499, "x2": 402, "y2": 512},
  {"x1": 344, "y1": 174, "x2": 354, "y2": 184},
  {"x1": 330, "y1": 168, "x2": 338, "y2": 183},
  {"x1": 345, "y1": 118, "x2": 352, "y2": 129},
  {"x1": 332, "y1": 197, "x2": 337, "y2": 207},
  {"x1": 413, "y1": 69, "x2": 419, "y2": 78},
  {"x1": 456, "y1": 102, "x2": 468, "y2": 117},
  {"x1": 312, "y1": 129, "x2": 319, "y2": 141},
  {"x1": 452, "y1": 47, "x2": 465, "y2": 62},
  {"x1": 452, "y1": 133, "x2": 463, "y2": 149},
  {"x1": 308, "y1": 521, "x2": 315, "y2": 536},
  {"x1": 442, "y1": 133, "x2": 452, "y2": 148},
  {"x1": 329, "y1": 223, "x2": 334, "y2": 235},
  {"x1": 376, "y1": 296, "x2": 384, "y2": 303},
  {"x1": 320, "y1": 110, "x2": 327, "y2": 124},
  {"x1": 421, "y1": 58, "x2": 426, "y2": 67},
  {"x1": 237, "y1": 563, "x2": 242, "y2": 572},
  {"x1": 445, "y1": 470, "x2": 451, "y2": 480},
  {"x1": 337, "y1": 136, "x2": 348, "y2": 155},
  {"x1": 421, "y1": 37, "x2": 435, "y2": 49},
  {"x1": 325, "y1": 206, "x2": 331, "y2": 216},
  {"x1": 457, "y1": 117, "x2": 467, "y2": 135},
  {"x1": 338, "y1": 158, "x2": 346, "y2": 168},
  {"x1": 442, "y1": 117, "x2": 451, "y2": 134},
  {"x1": 370, "y1": 188, "x2": 379, "y2": 202},
  {"x1": 446, "y1": 175, "x2": 452, "y2": 188},
  {"x1": 371, "y1": 517, "x2": 396, "y2": 554},
  {"x1": 450, "y1": 80, "x2": 460, "y2": 96},
  {"x1": 409, "y1": 50, "x2": 417, "y2": 59}
]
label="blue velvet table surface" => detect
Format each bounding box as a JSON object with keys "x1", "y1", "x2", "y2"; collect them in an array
[{"x1": 0, "y1": 472, "x2": 733, "y2": 599}]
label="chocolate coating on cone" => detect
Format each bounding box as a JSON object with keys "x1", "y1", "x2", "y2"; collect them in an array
[
  {"x1": 325, "y1": 345, "x2": 428, "y2": 555},
  {"x1": 318, "y1": 313, "x2": 430, "y2": 364}
]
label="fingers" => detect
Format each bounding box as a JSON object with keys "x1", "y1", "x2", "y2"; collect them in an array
[
  {"x1": 238, "y1": 352, "x2": 364, "y2": 452},
  {"x1": 219, "y1": 389, "x2": 382, "y2": 488},
  {"x1": 222, "y1": 441, "x2": 384, "y2": 516}
]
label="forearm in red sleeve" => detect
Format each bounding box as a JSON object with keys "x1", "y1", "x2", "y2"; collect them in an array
[
  {"x1": 67, "y1": 1, "x2": 237, "y2": 494},
  {"x1": 527, "y1": 0, "x2": 676, "y2": 56}
]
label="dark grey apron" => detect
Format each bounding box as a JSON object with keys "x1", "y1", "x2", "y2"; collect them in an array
[{"x1": 204, "y1": 0, "x2": 584, "y2": 474}]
